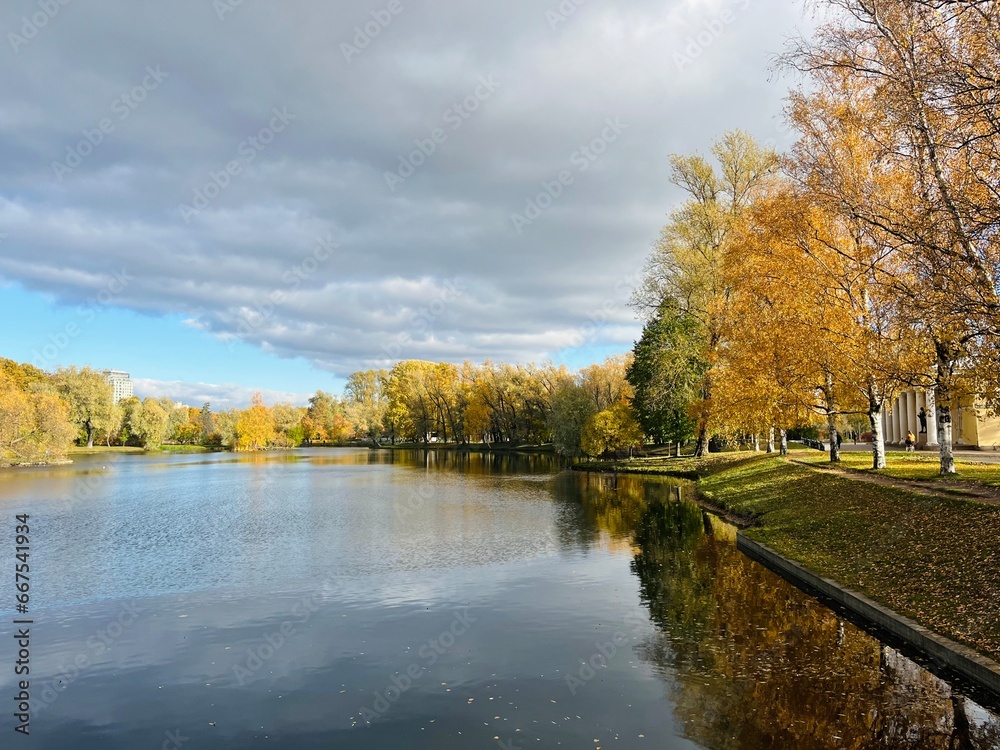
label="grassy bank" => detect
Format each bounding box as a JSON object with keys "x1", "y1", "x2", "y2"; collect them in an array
[
  {"x1": 697, "y1": 456, "x2": 1000, "y2": 661},
  {"x1": 577, "y1": 449, "x2": 1000, "y2": 661},
  {"x1": 67, "y1": 445, "x2": 216, "y2": 456},
  {"x1": 67, "y1": 446, "x2": 147, "y2": 455},
  {"x1": 571, "y1": 450, "x2": 775, "y2": 480},
  {"x1": 379, "y1": 442, "x2": 557, "y2": 453}
]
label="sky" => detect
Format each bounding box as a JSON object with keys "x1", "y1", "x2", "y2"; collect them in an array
[{"x1": 0, "y1": 0, "x2": 809, "y2": 408}]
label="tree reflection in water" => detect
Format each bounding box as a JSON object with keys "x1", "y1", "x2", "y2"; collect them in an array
[{"x1": 573, "y1": 471, "x2": 1000, "y2": 750}]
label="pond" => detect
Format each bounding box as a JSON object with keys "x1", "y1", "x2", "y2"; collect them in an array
[{"x1": 0, "y1": 448, "x2": 997, "y2": 748}]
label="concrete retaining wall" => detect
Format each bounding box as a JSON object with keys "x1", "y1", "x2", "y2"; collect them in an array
[{"x1": 737, "y1": 533, "x2": 1000, "y2": 698}]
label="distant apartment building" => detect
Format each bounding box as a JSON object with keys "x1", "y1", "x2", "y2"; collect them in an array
[{"x1": 102, "y1": 369, "x2": 134, "y2": 403}]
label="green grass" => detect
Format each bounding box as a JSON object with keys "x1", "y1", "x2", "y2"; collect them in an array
[
  {"x1": 67, "y1": 446, "x2": 146, "y2": 455},
  {"x1": 698, "y1": 455, "x2": 1000, "y2": 661},
  {"x1": 577, "y1": 451, "x2": 782, "y2": 480},
  {"x1": 69, "y1": 445, "x2": 218, "y2": 455},
  {"x1": 795, "y1": 449, "x2": 1000, "y2": 488}
]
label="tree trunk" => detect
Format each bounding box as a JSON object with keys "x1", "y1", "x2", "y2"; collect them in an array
[
  {"x1": 694, "y1": 425, "x2": 709, "y2": 458},
  {"x1": 779, "y1": 429, "x2": 788, "y2": 456},
  {"x1": 824, "y1": 371, "x2": 841, "y2": 462},
  {"x1": 752, "y1": 434, "x2": 761, "y2": 452},
  {"x1": 950, "y1": 693, "x2": 975, "y2": 750},
  {"x1": 828, "y1": 421, "x2": 841, "y2": 462},
  {"x1": 693, "y1": 371, "x2": 712, "y2": 458},
  {"x1": 869, "y1": 403, "x2": 887, "y2": 470},
  {"x1": 85, "y1": 419, "x2": 95, "y2": 449},
  {"x1": 935, "y1": 342, "x2": 958, "y2": 475},
  {"x1": 766, "y1": 427, "x2": 775, "y2": 454}
]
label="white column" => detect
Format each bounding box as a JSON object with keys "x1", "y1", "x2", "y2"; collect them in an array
[
  {"x1": 892, "y1": 397, "x2": 902, "y2": 444},
  {"x1": 925, "y1": 388, "x2": 939, "y2": 446},
  {"x1": 897, "y1": 395, "x2": 906, "y2": 442},
  {"x1": 906, "y1": 390, "x2": 918, "y2": 442},
  {"x1": 898, "y1": 392, "x2": 906, "y2": 439}
]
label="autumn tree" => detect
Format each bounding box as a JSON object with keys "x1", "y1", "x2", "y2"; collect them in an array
[
  {"x1": 715, "y1": 179, "x2": 930, "y2": 466},
  {"x1": 215, "y1": 409, "x2": 239, "y2": 449},
  {"x1": 580, "y1": 401, "x2": 645, "y2": 459},
  {"x1": 785, "y1": 0, "x2": 1000, "y2": 473},
  {"x1": 0, "y1": 358, "x2": 48, "y2": 392},
  {"x1": 235, "y1": 392, "x2": 276, "y2": 451},
  {"x1": 345, "y1": 370, "x2": 388, "y2": 447},
  {"x1": 635, "y1": 131, "x2": 780, "y2": 456},
  {"x1": 579, "y1": 355, "x2": 633, "y2": 412},
  {"x1": 54, "y1": 367, "x2": 115, "y2": 448},
  {"x1": 550, "y1": 383, "x2": 596, "y2": 458},
  {"x1": 0, "y1": 372, "x2": 75, "y2": 465},
  {"x1": 129, "y1": 398, "x2": 170, "y2": 450},
  {"x1": 271, "y1": 403, "x2": 307, "y2": 447}
]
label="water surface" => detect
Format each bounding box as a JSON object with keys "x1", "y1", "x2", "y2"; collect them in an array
[{"x1": 0, "y1": 448, "x2": 997, "y2": 748}]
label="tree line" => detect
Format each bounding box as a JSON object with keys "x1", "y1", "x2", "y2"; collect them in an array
[
  {"x1": 0, "y1": 356, "x2": 646, "y2": 465},
  {"x1": 0, "y1": 359, "x2": 357, "y2": 464},
  {"x1": 341, "y1": 356, "x2": 643, "y2": 456}
]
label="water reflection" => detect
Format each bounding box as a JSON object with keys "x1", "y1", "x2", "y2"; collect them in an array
[
  {"x1": 0, "y1": 449, "x2": 997, "y2": 748},
  {"x1": 573, "y1": 472, "x2": 1000, "y2": 749}
]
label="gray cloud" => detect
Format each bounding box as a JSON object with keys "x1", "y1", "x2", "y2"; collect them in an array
[{"x1": 0, "y1": 0, "x2": 805, "y2": 376}]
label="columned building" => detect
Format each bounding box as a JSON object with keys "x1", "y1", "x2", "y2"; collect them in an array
[{"x1": 881, "y1": 388, "x2": 1000, "y2": 450}]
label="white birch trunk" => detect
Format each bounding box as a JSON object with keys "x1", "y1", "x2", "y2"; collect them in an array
[
  {"x1": 935, "y1": 345, "x2": 958, "y2": 475},
  {"x1": 869, "y1": 404, "x2": 886, "y2": 470}
]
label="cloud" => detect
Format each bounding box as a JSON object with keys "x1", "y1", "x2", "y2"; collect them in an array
[
  {"x1": 133, "y1": 378, "x2": 313, "y2": 410},
  {"x1": 0, "y1": 0, "x2": 804, "y2": 376}
]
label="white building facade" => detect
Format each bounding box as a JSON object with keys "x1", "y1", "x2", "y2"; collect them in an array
[
  {"x1": 880, "y1": 388, "x2": 1000, "y2": 450},
  {"x1": 102, "y1": 369, "x2": 134, "y2": 403}
]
